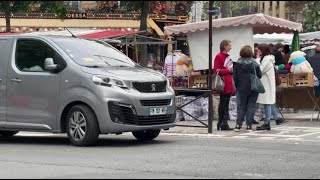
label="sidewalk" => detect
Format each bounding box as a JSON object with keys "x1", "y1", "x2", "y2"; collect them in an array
[{"x1": 164, "y1": 110, "x2": 320, "y2": 135}]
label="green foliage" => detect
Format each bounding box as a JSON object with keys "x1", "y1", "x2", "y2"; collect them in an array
[
  {"x1": 202, "y1": 1, "x2": 248, "y2": 20},
  {"x1": 0, "y1": 1, "x2": 68, "y2": 32},
  {"x1": 37, "y1": 1, "x2": 68, "y2": 19},
  {"x1": 0, "y1": 1, "x2": 68, "y2": 17},
  {"x1": 302, "y1": 1, "x2": 320, "y2": 32}
]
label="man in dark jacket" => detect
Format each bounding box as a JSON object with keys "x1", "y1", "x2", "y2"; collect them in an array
[
  {"x1": 307, "y1": 45, "x2": 320, "y2": 96},
  {"x1": 273, "y1": 43, "x2": 286, "y2": 66},
  {"x1": 308, "y1": 45, "x2": 320, "y2": 79}
]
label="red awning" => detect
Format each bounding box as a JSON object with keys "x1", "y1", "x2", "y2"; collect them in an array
[{"x1": 79, "y1": 30, "x2": 140, "y2": 39}]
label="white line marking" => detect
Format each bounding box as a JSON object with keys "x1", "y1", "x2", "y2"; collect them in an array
[
  {"x1": 232, "y1": 136, "x2": 248, "y2": 138},
  {"x1": 258, "y1": 137, "x2": 277, "y2": 140}
]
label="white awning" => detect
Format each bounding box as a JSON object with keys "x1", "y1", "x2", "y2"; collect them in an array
[{"x1": 164, "y1": 13, "x2": 303, "y2": 36}]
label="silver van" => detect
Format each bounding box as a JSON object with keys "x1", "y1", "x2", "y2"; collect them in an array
[{"x1": 0, "y1": 35, "x2": 176, "y2": 146}]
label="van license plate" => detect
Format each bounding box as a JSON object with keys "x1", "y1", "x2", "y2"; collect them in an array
[{"x1": 149, "y1": 107, "x2": 167, "y2": 116}]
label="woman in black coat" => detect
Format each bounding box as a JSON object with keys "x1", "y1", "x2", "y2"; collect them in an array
[{"x1": 233, "y1": 45, "x2": 262, "y2": 131}]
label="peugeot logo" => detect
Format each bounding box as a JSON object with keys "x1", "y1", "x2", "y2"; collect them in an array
[{"x1": 151, "y1": 84, "x2": 156, "y2": 92}]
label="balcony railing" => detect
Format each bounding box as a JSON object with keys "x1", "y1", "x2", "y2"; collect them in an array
[{"x1": 0, "y1": 12, "x2": 189, "y2": 21}]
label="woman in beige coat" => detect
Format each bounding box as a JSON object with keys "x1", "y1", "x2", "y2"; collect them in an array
[{"x1": 255, "y1": 44, "x2": 276, "y2": 130}]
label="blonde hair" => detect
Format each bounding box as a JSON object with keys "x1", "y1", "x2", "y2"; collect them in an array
[{"x1": 220, "y1": 40, "x2": 231, "y2": 51}]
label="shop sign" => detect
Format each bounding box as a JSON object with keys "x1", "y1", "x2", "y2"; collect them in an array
[{"x1": 66, "y1": 13, "x2": 87, "y2": 19}]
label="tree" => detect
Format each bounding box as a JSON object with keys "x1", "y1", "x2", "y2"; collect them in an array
[
  {"x1": 215, "y1": 1, "x2": 248, "y2": 17},
  {"x1": 0, "y1": 1, "x2": 68, "y2": 32},
  {"x1": 286, "y1": 1, "x2": 308, "y2": 22},
  {"x1": 202, "y1": 1, "x2": 248, "y2": 20},
  {"x1": 97, "y1": 1, "x2": 119, "y2": 13},
  {"x1": 221, "y1": 1, "x2": 228, "y2": 18},
  {"x1": 117, "y1": 1, "x2": 155, "y2": 67},
  {"x1": 301, "y1": 1, "x2": 320, "y2": 32}
]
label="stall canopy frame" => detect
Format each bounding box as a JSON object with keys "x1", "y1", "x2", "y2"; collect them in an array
[{"x1": 107, "y1": 34, "x2": 177, "y2": 62}]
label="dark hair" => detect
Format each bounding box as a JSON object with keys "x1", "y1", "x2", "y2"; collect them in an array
[
  {"x1": 240, "y1": 45, "x2": 253, "y2": 58},
  {"x1": 258, "y1": 43, "x2": 271, "y2": 62},
  {"x1": 283, "y1": 44, "x2": 290, "y2": 54},
  {"x1": 274, "y1": 43, "x2": 284, "y2": 50},
  {"x1": 220, "y1": 39, "x2": 231, "y2": 51}
]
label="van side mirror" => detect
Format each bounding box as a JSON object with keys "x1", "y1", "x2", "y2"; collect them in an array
[{"x1": 44, "y1": 58, "x2": 58, "y2": 72}]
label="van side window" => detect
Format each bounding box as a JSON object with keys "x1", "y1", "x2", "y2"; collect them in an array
[{"x1": 15, "y1": 39, "x2": 59, "y2": 72}]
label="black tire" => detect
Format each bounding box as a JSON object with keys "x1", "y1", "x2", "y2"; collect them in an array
[
  {"x1": 0, "y1": 131, "x2": 19, "y2": 137},
  {"x1": 66, "y1": 105, "x2": 100, "y2": 146},
  {"x1": 132, "y1": 129, "x2": 161, "y2": 141}
]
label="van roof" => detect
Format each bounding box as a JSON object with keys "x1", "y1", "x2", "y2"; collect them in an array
[{"x1": 0, "y1": 34, "x2": 94, "y2": 41}]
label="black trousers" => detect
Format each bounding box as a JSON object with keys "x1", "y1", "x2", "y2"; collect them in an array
[{"x1": 218, "y1": 93, "x2": 231, "y2": 125}]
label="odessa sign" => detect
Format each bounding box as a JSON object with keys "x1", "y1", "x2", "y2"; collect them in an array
[{"x1": 66, "y1": 13, "x2": 87, "y2": 19}]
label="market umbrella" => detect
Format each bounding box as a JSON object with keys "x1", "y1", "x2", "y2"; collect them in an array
[{"x1": 291, "y1": 30, "x2": 300, "y2": 52}]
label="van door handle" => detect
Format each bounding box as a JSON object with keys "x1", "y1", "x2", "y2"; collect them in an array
[
  {"x1": 11, "y1": 78, "x2": 22, "y2": 83},
  {"x1": 0, "y1": 79, "x2": 2, "y2": 82}
]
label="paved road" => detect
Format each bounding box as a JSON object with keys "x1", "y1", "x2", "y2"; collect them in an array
[{"x1": 1, "y1": 128, "x2": 320, "y2": 179}]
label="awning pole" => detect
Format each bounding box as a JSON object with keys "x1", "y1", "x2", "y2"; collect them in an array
[{"x1": 208, "y1": 1, "x2": 214, "y2": 134}]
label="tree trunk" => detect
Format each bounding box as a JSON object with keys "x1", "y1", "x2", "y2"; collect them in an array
[
  {"x1": 138, "y1": 1, "x2": 149, "y2": 67},
  {"x1": 5, "y1": 10, "x2": 11, "y2": 32},
  {"x1": 221, "y1": 1, "x2": 228, "y2": 18}
]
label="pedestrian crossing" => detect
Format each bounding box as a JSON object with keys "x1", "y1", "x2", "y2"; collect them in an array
[{"x1": 162, "y1": 126, "x2": 320, "y2": 142}]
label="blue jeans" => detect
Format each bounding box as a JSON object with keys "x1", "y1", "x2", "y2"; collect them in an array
[
  {"x1": 271, "y1": 104, "x2": 281, "y2": 119},
  {"x1": 264, "y1": 104, "x2": 272, "y2": 124},
  {"x1": 258, "y1": 103, "x2": 281, "y2": 120}
]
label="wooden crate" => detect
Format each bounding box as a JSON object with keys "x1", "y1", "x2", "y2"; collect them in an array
[
  {"x1": 188, "y1": 75, "x2": 208, "y2": 88},
  {"x1": 288, "y1": 72, "x2": 314, "y2": 87},
  {"x1": 278, "y1": 74, "x2": 289, "y2": 88}
]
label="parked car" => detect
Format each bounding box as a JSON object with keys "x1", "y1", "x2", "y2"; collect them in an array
[{"x1": 0, "y1": 35, "x2": 176, "y2": 146}]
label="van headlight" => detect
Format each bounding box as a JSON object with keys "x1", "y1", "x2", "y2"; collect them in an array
[{"x1": 92, "y1": 75, "x2": 127, "y2": 88}]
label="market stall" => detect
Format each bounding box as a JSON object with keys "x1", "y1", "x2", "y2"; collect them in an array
[{"x1": 164, "y1": 13, "x2": 309, "y2": 131}]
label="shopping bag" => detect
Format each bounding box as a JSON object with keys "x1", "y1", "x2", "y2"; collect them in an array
[{"x1": 212, "y1": 69, "x2": 225, "y2": 92}]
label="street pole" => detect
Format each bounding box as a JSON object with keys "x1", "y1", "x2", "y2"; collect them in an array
[{"x1": 208, "y1": 1, "x2": 214, "y2": 134}]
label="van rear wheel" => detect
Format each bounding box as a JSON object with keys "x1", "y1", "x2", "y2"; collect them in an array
[
  {"x1": 0, "y1": 131, "x2": 19, "y2": 137},
  {"x1": 66, "y1": 105, "x2": 99, "y2": 146},
  {"x1": 132, "y1": 129, "x2": 161, "y2": 141}
]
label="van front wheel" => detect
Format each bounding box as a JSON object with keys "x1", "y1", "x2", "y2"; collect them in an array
[
  {"x1": 66, "y1": 105, "x2": 99, "y2": 146},
  {"x1": 0, "y1": 131, "x2": 19, "y2": 137},
  {"x1": 132, "y1": 129, "x2": 161, "y2": 141}
]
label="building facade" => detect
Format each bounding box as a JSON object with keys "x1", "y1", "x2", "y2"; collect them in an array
[{"x1": 247, "y1": 1, "x2": 307, "y2": 22}]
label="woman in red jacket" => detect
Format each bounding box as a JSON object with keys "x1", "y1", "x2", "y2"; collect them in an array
[{"x1": 214, "y1": 40, "x2": 235, "y2": 131}]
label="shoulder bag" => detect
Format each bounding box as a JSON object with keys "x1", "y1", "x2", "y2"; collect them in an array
[{"x1": 251, "y1": 63, "x2": 265, "y2": 93}]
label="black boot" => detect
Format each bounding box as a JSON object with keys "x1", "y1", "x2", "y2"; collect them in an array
[
  {"x1": 220, "y1": 123, "x2": 233, "y2": 131},
  {"x1": 217, "y1": 120, "x2": 222, "y2": 130},
  {"x1": 275, "y1": 118, "x2": 285, "y2": 125},
  {"x1": 246, "y1": 125, "x2": 252, "y2": 130},
  {"x1": 256, "y1": 123, "x2": 271, "y2": 130}
]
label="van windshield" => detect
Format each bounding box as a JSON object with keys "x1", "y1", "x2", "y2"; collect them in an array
[{"x1": 52, "y1": 38, "x2": 136, "y2": 67}]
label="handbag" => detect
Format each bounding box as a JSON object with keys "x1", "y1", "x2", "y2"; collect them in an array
[
  {"x1": 212, "y1": 69, "x2": 225, "y2": 91},
  {"x1": 251, "y1": 63, "x2": 265, "y2": 93}
]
